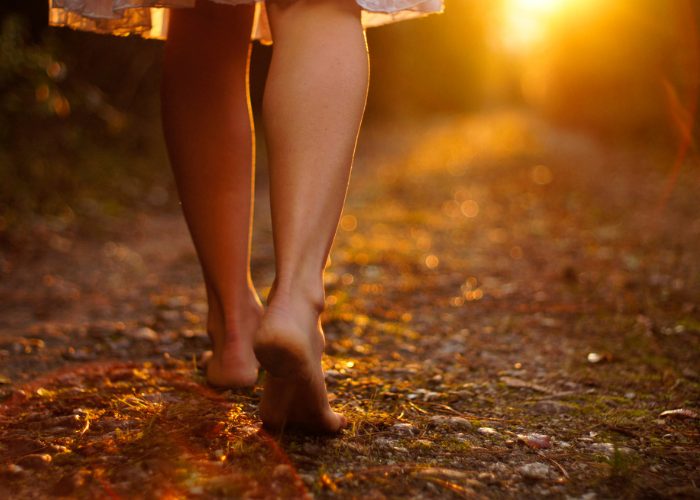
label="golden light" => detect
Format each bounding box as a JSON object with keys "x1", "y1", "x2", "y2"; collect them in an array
[{"x1": 500, "y1": 0, "x2": 574, "y2": 52}]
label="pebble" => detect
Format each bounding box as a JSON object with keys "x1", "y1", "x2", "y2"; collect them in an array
[
  {"x1": 518, "y1": 462, "x2": 551, "y2": 480},
  {"x1": 2, "y1": 464, "x2": 25, "y2": 476},
  {"x1": 392, "y1": 423, "x2": 415, "y2": 434},
  {"x1": 565, "y1": 493, "x2": 597, "y2": 500},
  {"x1": 126, "y1": 327, "x2": 159, "y2": 342},
  {"x1": 477, "y1": 427, "x2": 499, "y2": 436},
  {"x1": 533, "y1": 400, "x2": 575, "y2": 415},
  {"x1": 303, "y1": 442, "x2": 320, "y2": 454},
  {"x1": 166, "y1": 296, "x2": 189, "y2": 308},
  {"x1": 490, "y1": 462, "x2": 509, "y2": 473},
  {"x1": 16, "y1": 453, "x2": 52, "y2": 469},
  {"x1": 272, "y1": 464, "x2": 295, "y2": 479},
  {"x1": 51, "y1": 473, "x2": 83, "y2": 496},
  {"x1": 407, "y1": 389, "x2": 441, "y2": 401},
  {"x1": 62, "y1": 347, "x2": 96, "y2": 361},
  {"x1": 374, "y1": 437, "x2": 395, "y2": 447},
  {"x1": 477, "y1": 472, "x2": 497, "y2": 483},
  {"x1": 428, "y1": 415, "x2": 472, "y2": 430},
  {"x1": 157, "y1": 310, "x2": 181, "y2": 323},
  {"x1": 589, "y1": 442, "x2": 615, "y2": 456},
  {"x1": 299, "y1": 473, "x2": 316, "y2": 485}
]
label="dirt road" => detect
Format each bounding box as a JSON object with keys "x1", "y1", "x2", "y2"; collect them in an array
[{"x1": 1, "y1": 112, "x2": 699, "y2": 498}]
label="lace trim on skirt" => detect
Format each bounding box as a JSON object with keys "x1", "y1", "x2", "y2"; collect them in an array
[{"x1": 48, "y1": 0, "x2": 445, "y2": 44}]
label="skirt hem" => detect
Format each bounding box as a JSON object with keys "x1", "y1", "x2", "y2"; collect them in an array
[{"x1": 47, "y1": 0, "x2": 444, "y2": 43}]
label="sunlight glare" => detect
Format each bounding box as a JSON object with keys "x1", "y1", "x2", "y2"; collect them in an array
[{"x1": 501, "y1": 0, "x2": 571, "y2": 52}]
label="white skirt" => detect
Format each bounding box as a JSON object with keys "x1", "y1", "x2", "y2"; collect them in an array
[{"x1": 48, "y1": 0, "x2": 445, "y2": 44}]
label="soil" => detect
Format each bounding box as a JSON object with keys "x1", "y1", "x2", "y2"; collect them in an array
[{"x1": 1, "y1": 112, "x2": 699, "y2": 499}]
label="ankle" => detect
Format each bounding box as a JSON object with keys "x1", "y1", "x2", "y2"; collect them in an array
[
  {"x1": 267, "y1": 275, "x2": 326, "y2": 314},
  {"x1": 207, "y1": 290, "x2": 264, "y2": 334}
]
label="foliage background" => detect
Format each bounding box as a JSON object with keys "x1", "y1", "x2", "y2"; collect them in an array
[{"x1": 1, "y1": 0, "x2": 698, "y2": 245}]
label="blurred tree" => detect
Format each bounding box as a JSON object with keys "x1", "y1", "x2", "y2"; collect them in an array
[
  {"x1": 366, "y1": 0, "x2": 487, "y2": 119},
  {"x1": 0, "y1": 0, "x2": 47, "y2": 40},
  {"x1": 519, "y1": 0, "x2": 700, "y2": 147}
]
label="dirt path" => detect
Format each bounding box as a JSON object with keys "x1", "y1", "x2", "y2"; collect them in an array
[{"x1": 1, "y1": 112, "x2": 699, "y2": 498}]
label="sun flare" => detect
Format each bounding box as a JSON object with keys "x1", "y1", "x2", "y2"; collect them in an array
[
  {"x1": 512, "y1": 0, "x2": 565, "y2": 14},
  {"x1": 501, "y1": 0, "x2": 572, "y2": 52}
]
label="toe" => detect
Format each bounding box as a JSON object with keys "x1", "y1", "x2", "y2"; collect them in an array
[
  {"x1": 324, "y1": 411, "x2": 347, "y2": 433},
  {"x1": 199, "y1": 350, "x2": 213, "y2": 370},
  {"x1": 337, "y1": 413, "x2": 348, "y2": 429}
]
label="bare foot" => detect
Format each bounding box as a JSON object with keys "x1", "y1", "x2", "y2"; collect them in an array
[
  {"x1": 254, "y1": 295, "x2": 347, "y2": 434},
  {"x1": 205, "y1": 298, "x2": 264, "y2": 388}
]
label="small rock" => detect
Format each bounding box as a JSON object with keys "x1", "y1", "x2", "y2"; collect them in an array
[
  {"x1": 126, "y1": 327, "x2": 159, "y2": 342},
  {"x1": 166, "y1": 296, "x2": 189, "y2": 308},
  {"x1": 490, "y1": 463, "x2": 509, "y2": 473},
  {"x1": 392, "y1": 423, "x2": 415, "y2": 434},
  {"x1": 157, "y1": 310, "x2": 181, "y2": 323},
  {"x1": 589, "y1": 442, "x2": 615, "y2": 456},
  {"x1": 587, "y1": 352, "x2": 613, "y2": 364},
  {"x1": 477, "y1": 472, "x2": 497, "y2": 483},
  {"x1": 273, "y1": 464, "x2": 295, "y2": 479},
  {"x1": 407, "y1": 388, "x2": 441, "y2": 401},
  {"x1": 500, "y1": 376, "x2": 551, "y2": 393},
  {"x1": 48, "y1": 414, "x2": 82, "y2": 429},
  {"x1": 518, "y1": 462, "x2": 550, "y2": 480},
  {"x1": 374, "y1": 437, "x2": 394, "y2": 447},
  {"x1": 565, "y1": 492, "x2": 597, "y2": 500},
  {"x1": 302, "y1": 442, "x2": 320, "y2": 454},
  {"x1": 1, "y1": 464, "x2": 25, "y2": 476},
  {"x1": 62, "y1": 347, "x2": 96, "y2": 361},
  {"x1": 428, "y1": 415, "x2": 472, "y2": 430},
  {"x1": 16, "y1": 453, "x2": 52, "y2": 469},
  {"x1": 51, "y1": 473, "x2": 84, "y2": 496},
  {"x1": 477, "y1": 427, "x2": 499, "y2": 436},
  {"x1": 299, "y1": 473, "x2": 316, "y2": 485},
  {"x1": 533, "y1": 400, "x2": 575, "y2": 415}
]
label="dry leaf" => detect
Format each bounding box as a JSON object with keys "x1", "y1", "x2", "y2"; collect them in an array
[{"x1": 517, "y1": 433, "x2": 552, "y2": 449}]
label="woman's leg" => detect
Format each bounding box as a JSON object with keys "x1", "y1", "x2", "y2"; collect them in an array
[
  {"x1": 161, "y1": 1, "x2": 263, "y2": 387},
  {"x1": 255, "y1": 0, "x2": 369, "y2": 432}
]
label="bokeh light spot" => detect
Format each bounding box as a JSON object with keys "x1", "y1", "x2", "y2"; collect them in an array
[
  {"x1": 460, "y1": 199, "x2": 480, "y2": 218},
  {"x1": 531, "y1": 164, "x2": 553, "y2": 185}
]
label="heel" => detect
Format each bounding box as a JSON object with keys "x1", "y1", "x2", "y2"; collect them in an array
[{"x1": 254, "y1": 324, "x2": 313, "y2": 381}]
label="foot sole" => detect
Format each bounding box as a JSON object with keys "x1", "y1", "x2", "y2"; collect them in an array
[{"x1": 254, "y1": 323, "x2": 314, "y2": 381}]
